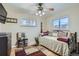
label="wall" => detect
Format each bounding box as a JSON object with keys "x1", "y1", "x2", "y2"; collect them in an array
[
  {"x1": 0, "y1": 8, "x2": 43, "y2": 47},
  {"x1": 46, "y1": 6, "x2": 79, "y2": 37}
]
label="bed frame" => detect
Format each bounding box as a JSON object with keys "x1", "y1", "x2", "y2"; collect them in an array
[
  {"x1": 39, "y1": 32, "x2": 77, "y2": 56},
  {"x1": 68, "y1": 32, "x2": 77, "y2": 55}
]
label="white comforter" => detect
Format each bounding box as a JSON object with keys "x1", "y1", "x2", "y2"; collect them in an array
[{"x1": 39, "y1": 36, "x2": 69, "y2": 56}]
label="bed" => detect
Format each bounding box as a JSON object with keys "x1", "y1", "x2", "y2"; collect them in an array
[{"x1": 39, "y1": 32, "x2": 77, "y2": 56}]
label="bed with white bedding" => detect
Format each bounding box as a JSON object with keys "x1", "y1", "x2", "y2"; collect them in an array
[
  {"x1": 39, "y1": 32, "x2": 77, "y2": 56},
  {"x1": 39, "y1": 36, "x2": 69, "y2": 56}
]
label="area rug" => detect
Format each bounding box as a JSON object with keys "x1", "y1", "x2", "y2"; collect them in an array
[
  {"x1": 15, "y1": 50, "x2": 27, "y2": 56},
  {"x1": 25, "y1": 47, "x2": 39, "y2": 55},
  {"x1": 28, "y1": 50, "x2": 46, "y2": 56},
  {"x1": 15, "y1": 50, "x2": 46, "y2": 56}
]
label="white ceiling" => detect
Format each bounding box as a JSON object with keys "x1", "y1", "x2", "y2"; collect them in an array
[{"x1": 2, "y1": 3, "x2": 79, "y2": 15}]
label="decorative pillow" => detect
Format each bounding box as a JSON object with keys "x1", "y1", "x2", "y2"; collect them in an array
[
  {"x1": 41, "y1": 31, "x2": 49, "y2": 36},
  {"x1": 67, "y1": 32, "x2": 71, "y2": 37},
  {"x1": 52, "y1": 32, "x2": 58, "y2": 37},
  {"x1": 57, "y1": 37, "x2": 68, "y2": 43},
  {"x1": 48, "y1": 32, "x2": 52, "y2": 36},
  {"x1": 58, "y1": 31, "x2": 66, "y2": 37}
]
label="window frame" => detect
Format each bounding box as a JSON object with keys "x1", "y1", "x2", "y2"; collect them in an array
[
  {"x1": 53, "y1": 16, "x2": 69, "y2": 31},
  {"x1": 18, "y1": 17, "x2": 37, "y2": 27}
]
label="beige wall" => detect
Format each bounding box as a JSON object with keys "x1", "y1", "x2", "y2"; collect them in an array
[
  {"x1": 46, "y1": 6, "x2": 79, "y2": 37},
  {"x1": 0, "y1": 8, "x2": 44, "y2": 47}
]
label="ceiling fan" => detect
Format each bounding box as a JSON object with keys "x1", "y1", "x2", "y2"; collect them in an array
[
  {"x1": 36, "y1": 3, "x2": 54, "y2": 12},
  {"x1": 34, "y1": 3, "x2": 54, "y2": 16}
]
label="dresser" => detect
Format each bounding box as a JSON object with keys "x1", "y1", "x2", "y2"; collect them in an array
[{"x1": 0, "y1": 33, "x2": 11, "y2": 56}]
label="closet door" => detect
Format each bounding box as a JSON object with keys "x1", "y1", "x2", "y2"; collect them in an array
[{"x1": 0, "y1": 36, "x2": 7, "y2": 56}]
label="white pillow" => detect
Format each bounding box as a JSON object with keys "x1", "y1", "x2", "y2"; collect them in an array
[
  {"x1": 67, "y1": 32, "x2": 71, "y2": 37},
  {"x1": 48, "y1": 32, "x2": 52, "y2": 36},
  {"x1": 58, "y1": 31, "x2": 67, "y2": 37},
  {"x1": 52, "y1": 32, "x2": 58, "y2": 37}
]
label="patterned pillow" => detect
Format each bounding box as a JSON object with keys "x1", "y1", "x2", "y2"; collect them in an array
[
  {"x1": 48, "y1": 31, "x2": 58, "y2": 37},
  {"x1": 57, "y1": 37, "x2": 68, "y2": 43},
  {"x1": 52, "y1": 32, "x2": 58, "y2": 37},
  {"x1": 40, "y1": 31, "x2": 49, "y2": 36},
  {"x1": 58, "y1": 31, "x2": 66, "y2": 37}
]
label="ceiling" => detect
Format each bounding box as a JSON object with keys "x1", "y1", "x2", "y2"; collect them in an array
[{"x1": 2, "y1": 3, "x2": 79, "y2": 16}]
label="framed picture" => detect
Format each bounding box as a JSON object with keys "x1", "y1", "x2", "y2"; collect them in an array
[{"x1": 6, "y1": 18, "x2": 17, "y2": 23}]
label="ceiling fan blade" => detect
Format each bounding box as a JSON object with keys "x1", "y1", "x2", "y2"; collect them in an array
[
  {"x1": 34, "y1": 3, "x2": 54, "y2": 12},
  {"x1": 38, "y1": 3, "x2": 43, "y2": 7},
  {"x1": 35, "y1": 3, "x2": 43, "y2": 6}
]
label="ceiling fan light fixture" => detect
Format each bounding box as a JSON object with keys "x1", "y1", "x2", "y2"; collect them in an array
[
  {"x1": 35, "y1": 11, "x2": 45, "y2": 16},
  {"x1": 42, "y1": 12, "x2": 45, "y2": 15},
  {"x1": 36, "y1": 13, "x2": 38, "y2": 15},
  {"x1": 38, "y1": 10, "x2": 42, "y2": 14},
  {"x1": 35, "y1": 3, "x2": 49, "y2": 16}
]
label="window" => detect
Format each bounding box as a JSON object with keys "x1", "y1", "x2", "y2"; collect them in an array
[
  {"x1": 19, "y1": 18, "x2": 37, "y2": 27},
  {"x1": 53, "y1": 19, "x2": 59, "y2": 29},
  {"x1": 53, "y1": 17, "x2": 69, "y2": 30}
]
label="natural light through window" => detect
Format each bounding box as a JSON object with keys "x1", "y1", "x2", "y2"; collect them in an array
[
  {"x1": 53, "y1": 17, "x2": 69, "y2": 30},
  {"x1": 19, "y1": 18, "x2": 37, "y2": 27}
]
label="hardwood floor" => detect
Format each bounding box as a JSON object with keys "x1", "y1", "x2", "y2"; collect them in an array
[{"x1": 10, "y1": 45, "x2": 58, "y2": 56}]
